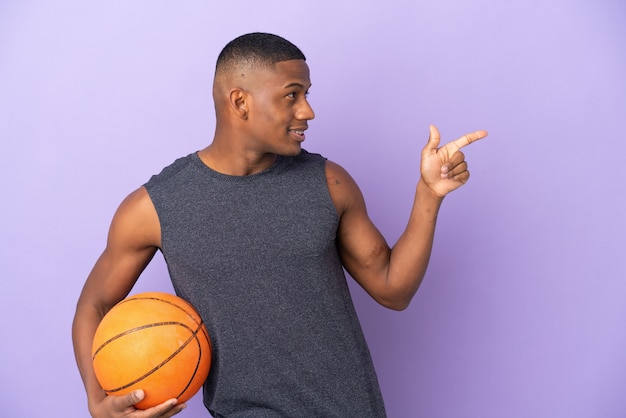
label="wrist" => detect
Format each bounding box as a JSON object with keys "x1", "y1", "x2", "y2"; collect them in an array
[{"x1": 417, "y1": 178, "x2": 445, "y2": 202}]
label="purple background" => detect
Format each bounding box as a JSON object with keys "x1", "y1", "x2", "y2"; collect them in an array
[{"x1": 1, "y1": 1, "x2": 625, "y2": 417}]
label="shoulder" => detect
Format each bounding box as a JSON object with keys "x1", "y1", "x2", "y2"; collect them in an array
[
  {"x1": 117, "y1": 186, "x2": 155, "y2": 214},
  {"x1": 109, "y1": 186, "x2": 160, "y2": 249},
  {"x1": 324, "y1": 160, "x2": 366, "y2": 217},
  {"x1": 325, "y1": 160, "x2": 350, "y2": 185}
]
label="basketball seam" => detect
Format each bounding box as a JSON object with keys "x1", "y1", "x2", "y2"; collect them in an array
[
  {"x1": 174, "y1": 326, "x2": 204, "y2": 400},
  {"x1": 122, "y1": 296, "x2": 202, "y2": 326}
]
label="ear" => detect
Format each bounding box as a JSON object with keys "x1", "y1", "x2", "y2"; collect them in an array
[{"x1": 229, "y1": 88, "x2": 249, "y2": 120}]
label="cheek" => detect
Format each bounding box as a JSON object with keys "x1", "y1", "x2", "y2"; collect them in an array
[
  {"x1": 253, "y1": 102, "x2": 277, "y2": 123},
  {"x1": 263, "y1": 107, "x2": 289, "y2": 126},
  {"x1": 250, "y1": 97, "x2": 290, "y2": 128}
]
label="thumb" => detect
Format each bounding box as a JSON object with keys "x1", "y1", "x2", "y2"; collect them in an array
[
  {"x1": 122, "y1": 389, "x2": 144, "y2": 407},
  {"x1": 425, "y1": 124, "x2": 441, "y2": 151}
]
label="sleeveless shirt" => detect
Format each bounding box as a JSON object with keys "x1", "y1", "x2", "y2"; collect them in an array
[{"x1": 144, "y1": 150, "x2": 386, "y2": 417}]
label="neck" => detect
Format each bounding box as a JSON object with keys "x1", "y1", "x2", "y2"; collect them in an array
[{"x1": 198, "y1": 141, "x2": 278, "y2": 176}]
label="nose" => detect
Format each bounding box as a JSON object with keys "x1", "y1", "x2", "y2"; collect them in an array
[{"x1": 296, "y1": 98, "x2": 315, "y2": 121}]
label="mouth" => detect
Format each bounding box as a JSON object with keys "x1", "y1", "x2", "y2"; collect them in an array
[{"x1": 288, "y1": 128, "x2": 307, "y2": 141}]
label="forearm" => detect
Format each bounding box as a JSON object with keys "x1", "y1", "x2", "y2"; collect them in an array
[
  {"x1": 72, "y1": 301, "x2": 108, "y2": 410},
  {"x1": 384, "y1": 178, "x2": 443, "y2": 309}
]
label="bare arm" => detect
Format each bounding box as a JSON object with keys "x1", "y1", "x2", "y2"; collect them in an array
[
  {"x1": 329, "y1": 125, "x2": 487, "y2": 310},
  {"x1": 71, "y1": 187, "x2": 185, "y2": 417}
]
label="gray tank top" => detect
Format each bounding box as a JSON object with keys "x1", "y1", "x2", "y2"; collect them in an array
[{"x1": 145, "y1": 150, "x2": 386, "y2": 417}]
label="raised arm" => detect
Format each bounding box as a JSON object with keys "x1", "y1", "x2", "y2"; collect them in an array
[
  {"x1": 329, "y1": 125, "x2": 487, "y2": 310},
  {"x1": 71, "y1": 187, "x2": 186, "y2": 417}
]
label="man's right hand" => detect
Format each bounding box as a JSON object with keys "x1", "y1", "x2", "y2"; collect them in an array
[{"x1": 89, "y1": 390, "x2": 186, "y2": 418}]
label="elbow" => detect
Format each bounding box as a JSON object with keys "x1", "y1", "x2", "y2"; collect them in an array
[
  {"x1": 376, "y1": 295, "x2": 413, "y2": 311},
  {"x1": 383, "y1": 301, "x2": 411, "y2": 311},
  {"x1": 373, "y1": 281, "x2": 421, "y2": 310}
]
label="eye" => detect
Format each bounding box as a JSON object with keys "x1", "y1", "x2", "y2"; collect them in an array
[{"x1": 286, "y1": 90, "x2": 310, "y2": 100}]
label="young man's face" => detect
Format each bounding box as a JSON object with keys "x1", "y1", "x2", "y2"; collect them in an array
[{"x1": 245, "y1": 59, "x2": 315, "y2": 156}]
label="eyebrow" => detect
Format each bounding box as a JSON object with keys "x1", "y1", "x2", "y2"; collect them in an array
[{"x1": 283, "y1": 82, "x2": 312, "y2": 90}]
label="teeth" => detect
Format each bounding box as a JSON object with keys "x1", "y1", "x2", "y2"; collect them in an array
[{"x1": 291, "y1": 130, "x2": 304, "y2": 135}]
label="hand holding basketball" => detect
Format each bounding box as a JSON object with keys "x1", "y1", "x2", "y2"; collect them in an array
[{"x1": 89, "y1": 389, "x2": 185, "y2": 418}]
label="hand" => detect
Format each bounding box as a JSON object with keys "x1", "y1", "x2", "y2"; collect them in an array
[
  {"x1": 420, "y1": 124, "x2": 488, "y2": 198},
  {"x1": 89, "y1": 390, "x2": 186, "y2": 418}
]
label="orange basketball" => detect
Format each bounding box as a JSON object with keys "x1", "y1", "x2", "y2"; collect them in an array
[{"x1": 92, "y1": 292, "x2": 211, "y2": 409}]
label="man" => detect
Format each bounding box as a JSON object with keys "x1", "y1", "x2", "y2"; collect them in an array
[{"x1": 73, "y1": 32, "x2": 487, "y2": 418}]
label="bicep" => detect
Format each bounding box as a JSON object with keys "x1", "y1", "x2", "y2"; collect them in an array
[
  {"x1": 78, "y1": 187, "x2": 160, "y2": 314},
  {"x1": 326, "y1": 161, "x2": 391, "y2": 292}
]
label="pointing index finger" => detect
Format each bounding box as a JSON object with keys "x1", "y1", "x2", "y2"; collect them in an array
[{"x1": 448, "y1": 130, "x2": 488, "y2": 152}]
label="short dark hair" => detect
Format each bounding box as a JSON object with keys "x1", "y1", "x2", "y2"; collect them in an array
[{"x1": 216, "y1": 32, "x2": 306, "y2": 73}]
